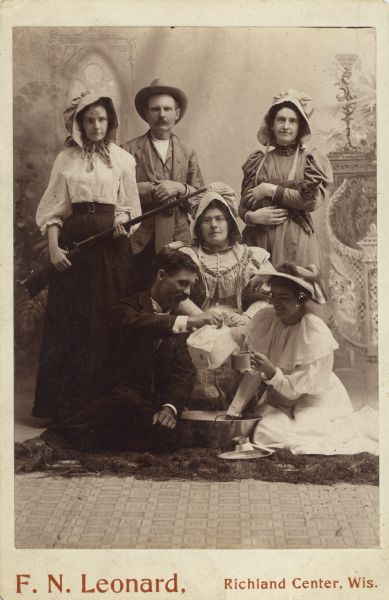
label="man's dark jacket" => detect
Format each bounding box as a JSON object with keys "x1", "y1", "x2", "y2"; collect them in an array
[
  {"x1": 110, "y1": 290, "x2": 195, "y2": 416},
  {"x1": 43, "y1": 291, "x2": 195, "y2": 451}
]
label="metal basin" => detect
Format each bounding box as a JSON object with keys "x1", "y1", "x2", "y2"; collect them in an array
[{"x1": 181, "y1": 410, "x2": 261, "y2": 449}]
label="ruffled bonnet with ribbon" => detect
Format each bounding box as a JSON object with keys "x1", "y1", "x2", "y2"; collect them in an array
[
  {"x1": 63, "y1": 89, "x2": 119, "y2": 172},
  {"x1": 257, "y1": 89, "x2": 314, "y2": 148},
  {"x1": 190, "y1": 182, "x2": 242, "y2": 244}
]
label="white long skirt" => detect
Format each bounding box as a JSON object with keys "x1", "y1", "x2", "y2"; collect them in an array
[{"x1": 252, "y1": 374, "x2": 378, "y2": 455}]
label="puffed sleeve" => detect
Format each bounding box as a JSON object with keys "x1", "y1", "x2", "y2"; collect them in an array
[
  {"x1": 36, "y1": 154, "x2": 72, "y2": 236},
  {"x1": 242, "y1": 246, "x2": 273, "y2": 309},
  {"x1": 239, "y1": 150, "x2": 265, "y2": 222},
  {"x1": 273, "y1": 149, "x2": 333, "y2": 212},
  {"x1": 264, "y1": 354, "x2": 334, "y2": 404},
  {"x1": 245, "y1": 246, "x2": 272, "y2": 275},
  {"x1": 115, "y1": 150, "x2": 142, "y2": 233}
]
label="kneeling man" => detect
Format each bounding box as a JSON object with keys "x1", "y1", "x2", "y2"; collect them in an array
[{"x1": 16, "y1": 249, "x2": 222, "y2": 456}]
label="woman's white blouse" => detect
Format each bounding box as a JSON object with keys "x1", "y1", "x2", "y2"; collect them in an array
[
  {"x1": 247, "y1": 305, "x2": 339, "y2": 402},
  {"x1": 36, "y1": 144, "x2": 141, "y2": 235},
  {"x1": 263, "y1": 356, "x2": 335, "y2": 401}
]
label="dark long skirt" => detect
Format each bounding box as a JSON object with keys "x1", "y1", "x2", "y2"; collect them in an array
[{"x1": 32, "y1": 206, "x2": 134, "y2": 421}]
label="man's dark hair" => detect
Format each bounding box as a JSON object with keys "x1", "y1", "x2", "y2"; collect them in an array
[{"x1": 150, "y1": 247, "x2": 199, "y2": 281}]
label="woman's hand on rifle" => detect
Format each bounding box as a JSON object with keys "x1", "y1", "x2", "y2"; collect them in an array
[
  {"x1": 48, "y1": 225, "x2": 72, "y2": 271},
  {"x1": 49, "y1": 246, "x2": 72, "y2": 271},
  {"x1": 113, "y1": 213, "x2": 130, "y2": 238}
]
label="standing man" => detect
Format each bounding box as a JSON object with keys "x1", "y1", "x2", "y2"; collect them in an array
[{"x1": 123, "y1": 79, "x2": 204, "y2": 290}]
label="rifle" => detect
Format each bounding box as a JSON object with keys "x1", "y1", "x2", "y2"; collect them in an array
[{"x1": 19, "y1": 186, "x2": 207, "y2": 298}]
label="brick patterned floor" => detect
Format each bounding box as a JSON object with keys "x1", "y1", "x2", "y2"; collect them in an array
[{"x1": 15, "y1": 475, "x2": 379, "y2": 549}]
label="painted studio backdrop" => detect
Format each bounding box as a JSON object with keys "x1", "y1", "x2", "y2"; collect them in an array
[{"x1": 13, "y1": 27, "x2": 377, "y2": 407}]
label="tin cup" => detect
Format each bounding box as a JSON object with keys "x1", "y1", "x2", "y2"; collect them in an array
[{"x1": 231, "y1": 351, "x2": 252, "y2": 371}]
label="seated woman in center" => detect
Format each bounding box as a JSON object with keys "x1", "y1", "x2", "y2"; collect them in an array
[{"x1": 170, "y1": 184, "x2": 274, "y2": 409}]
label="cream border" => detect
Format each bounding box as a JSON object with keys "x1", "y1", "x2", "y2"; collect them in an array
[{"x1": 1, "y1": 1, "x2": 389, "y2": 599}]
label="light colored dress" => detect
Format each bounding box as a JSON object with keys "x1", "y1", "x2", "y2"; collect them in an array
[
  {"x1": 188, "y1": 243, "x2": 271, "y2": 313},
  {"x1": 243, "y1": 305, "x2": 378, "y2": 455},
  {"x1": 239, "y1": 146, "x2": 333, "y2": 268},
  {"x1": 177, "y1": 243, "x2": 271, "y2": 410}
]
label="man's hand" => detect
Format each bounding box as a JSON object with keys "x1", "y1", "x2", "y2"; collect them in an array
[
  {"x1": 153, "y1": 180, "x2": 186, "y2": 203},
  {"x1": 228, "y1": 313, "x2": 251, "y2": 327},
  {"x1": 246, "y1": 206, "x2": 288, "y2": 226},
  {"x1": 187, "y1": 312, "x2": 224, "y2": 330},
  {"x1": 152, "y1": 406, "x2": 177, "y2": 429}
]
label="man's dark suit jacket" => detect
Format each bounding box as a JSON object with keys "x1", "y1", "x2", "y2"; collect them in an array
[
  {"x1": 44, "y1": 290, "x2": 195, "y2": 451},
  {"x1": 110, "y1": 290, "x2": 195, "y2": 416}
]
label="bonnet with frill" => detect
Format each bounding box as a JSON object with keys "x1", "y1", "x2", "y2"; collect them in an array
[
  {"x1": 191, "y1": 183, "x2": 241, "y2": 244},
  {"x1": 257, "y1": 89, "x2": 314, "y2": 147},
  {"x1": 63, "y1": 89, "x2": 119, "y2": 171}
]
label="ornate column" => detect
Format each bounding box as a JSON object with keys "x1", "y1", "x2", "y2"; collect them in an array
[
  {"x1": 357, "y1": 225, "x2": 378, "y2": 360},
  {"x1": 327, "y1": 54, "x2": 377, "y2": 362}
]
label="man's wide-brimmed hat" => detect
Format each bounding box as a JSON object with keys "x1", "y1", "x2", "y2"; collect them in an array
[
  {"x1": 63, "y1": 89, "x2": 118, "y2": 148},
  {"x1": 134, "y1": 78, "x2": 188, "y2": 122},
  {"x1": 257, "y1": 89, "x2": 314, "y2": 146},
  {"x1": 257, "y1": 263, "x2": 326, "y2": 305}
]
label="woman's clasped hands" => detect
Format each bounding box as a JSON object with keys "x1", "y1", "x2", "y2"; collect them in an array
[
  {"x1": 245, "y1": 183, "x2": 288, "y2": 226},
  {"x1": 246, "y1": 182, "x2": 276, "y2": 206}
]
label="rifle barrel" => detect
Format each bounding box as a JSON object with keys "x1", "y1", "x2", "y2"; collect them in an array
[
  {"x1": 75, "y1": 186, "x2": 207, "y2": 250},
  {"x1": 19, "y1": 185, "x2": 207, "y2": 297}
]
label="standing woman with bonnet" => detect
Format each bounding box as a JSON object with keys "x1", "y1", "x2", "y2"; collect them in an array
[
  {"x1": 239, "y1": 90, "x2": 333, "y2": 269},
  {"x1": 32, "y1": 90, "x2": 141, "y2": 422}
]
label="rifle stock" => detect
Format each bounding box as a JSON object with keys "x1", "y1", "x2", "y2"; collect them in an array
[{"x1": 19, "y1": 186, "x2": 207, "y2": 298}]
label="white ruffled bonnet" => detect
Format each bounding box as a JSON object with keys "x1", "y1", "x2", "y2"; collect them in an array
[
  {"x1": 63, "y1": 89, "x2": 119, "y2": 148},
  {"x1": 257, "y1": 89, "x2": 314, "y2": 146}
]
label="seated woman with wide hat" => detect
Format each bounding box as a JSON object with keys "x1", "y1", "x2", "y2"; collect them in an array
[{"x1": 227, "y1": 263, "x2": 378, "y2": 456}]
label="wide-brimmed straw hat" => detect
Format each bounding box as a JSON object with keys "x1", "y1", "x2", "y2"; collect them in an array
[
  {"x1": 257, "y1": 263, "x2": 326, "y2": 304},
  {"x1": 134, "y1": 78, "x2": 188, "y2": 122},
  {"x1": 257, "y1": 89, "x2": 314, "y2": 146},
  {"x1": 191, "y1": 183, "x2": 241, "y2": 243},
  {"x1": 63, "y1": 89, "x2": 118, "y2": 148}
]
